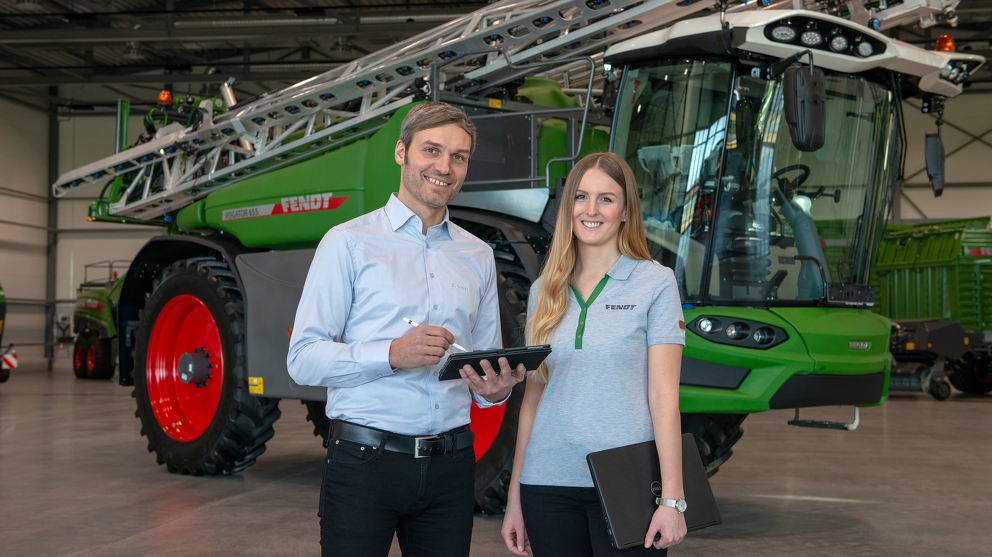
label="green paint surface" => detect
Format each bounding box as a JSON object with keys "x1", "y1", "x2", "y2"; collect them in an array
[
  {"x1": 680, "y1": 307, "x2": 890, "y2": 413},
  {"x1": 74, "y1": 274, "x2": 126, "y2": 338}
]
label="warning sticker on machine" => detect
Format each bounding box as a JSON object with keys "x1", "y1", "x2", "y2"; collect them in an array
[
  {"x1": 248, "y1": 377, "x2": 264, "y2": 395},
  {"x1": 967, "y1": 248, "x2": 992, "y2": 256},
  {"x1": 221, "y1": 193, "x2": 349, "y2": 221}
]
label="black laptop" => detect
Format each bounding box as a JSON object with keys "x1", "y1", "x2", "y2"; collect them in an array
[{"x1": 586, "y1": 433, "x2": 721, "y2": 549}]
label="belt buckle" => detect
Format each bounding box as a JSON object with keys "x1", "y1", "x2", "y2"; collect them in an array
[{"x1": 414, "y1": 435, "x2": 440, "y2": 458}]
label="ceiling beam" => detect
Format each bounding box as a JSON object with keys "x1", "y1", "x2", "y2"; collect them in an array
[
  {"x1": 0, "y1": 69, "x2": 340, "y2": 86},
  {"x1": 0, "y1": 20, "x2": 445, "y2": 46}
]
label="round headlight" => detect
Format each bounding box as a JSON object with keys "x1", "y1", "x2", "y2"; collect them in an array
[
  {"x1": 800, "y1": 31, "x2": 823, "y2": 47},
  {"x1": 726, "y1": 322, "x2": 750, "y2": 340},
  {"x1": 856, "y1": 41, "x2": 874, "y2": 57},
  {"x1": 698, "y1": 318, "x2": 714, "y2": 333},
  {"x1": 957, "y1": 70, "x2": 969, "y2": 84},
  {"x1": 771, "y1": 26, "x2": 796, "y2": 42},
  {"x1": 948, "y1": 67, "x2": 960, "y2": 81},
  {"x1": 829, "y1": 35, "x2": 849, "y2": 52},
  {"x1": 941, "y1": 64, "x2": 952, "y2": 77},
  {"x1": 753, "y1": 327, "x2": 776, "y2": 345}
]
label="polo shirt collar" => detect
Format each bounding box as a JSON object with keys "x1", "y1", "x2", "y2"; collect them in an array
[
  {"x1": 384, "y1": 193, "x2": 452, "y2": 239},
  {"x1": 606, "y1": 254, "x2": 639, "y2": 281}
]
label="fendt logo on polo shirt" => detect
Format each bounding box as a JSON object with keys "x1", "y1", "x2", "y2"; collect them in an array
[
  {"x1": 605, "y1": 304, "x2": 637, "y2": 310},
  {"x1": 221, "y1": 192, "x2": 349, "y2": 221}
]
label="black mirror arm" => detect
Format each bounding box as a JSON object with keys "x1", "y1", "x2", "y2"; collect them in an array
[{"x1": 769, "y1": 49, "x2": 814, "y2": 80}]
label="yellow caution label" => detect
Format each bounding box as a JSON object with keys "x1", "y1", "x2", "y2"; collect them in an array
[
  {"x1": 906, "y1": 342, "x2": 915, "y2": 351},
  {"x1": 249, "y1": 377, "x2": 264, "y2": 395},
  {"x1": 489, "y1": 98, "x2": 502, "y2": 109},
  {"x1": 964, "y1": 336, "x2": 970, "y2": 345}
]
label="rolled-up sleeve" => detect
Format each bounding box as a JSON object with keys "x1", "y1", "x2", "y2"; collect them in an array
[
  {"x1": 470, "y1": 254, "x2": 509, "y2": 407},
  {"x1": 287, "y1": 229, "x2": 394, "y2": 388}
]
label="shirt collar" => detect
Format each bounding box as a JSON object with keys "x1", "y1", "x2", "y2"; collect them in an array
[
  {"x1": 384, "y1": 193, "x2": 452, "y2": 239},
  {"x1": 606, "y1": 254, "x2": 640, "y2": 281}
]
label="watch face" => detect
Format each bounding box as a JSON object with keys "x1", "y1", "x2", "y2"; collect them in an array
[{"x1": 676, "y1": 499, "x2": 687, "y2": 513}]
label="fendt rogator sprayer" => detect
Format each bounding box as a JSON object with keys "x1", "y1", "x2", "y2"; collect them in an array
[
  {"x1": 873, "y1": 218, "x2": 992, "y2": 400},
  {"x1": 52, "y1": 0, "x2": 981, "y2": 512}
]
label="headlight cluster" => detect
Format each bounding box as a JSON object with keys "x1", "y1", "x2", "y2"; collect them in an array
[
  {"x1": 690, "y1": 316, "x2": 788, "y2": 350},
  {"x1": 764, "y1": 16, "x2": 885, "y2": 59},
  {"x1": 940, "y1": 61, "x2": 974, "y2": 85}
]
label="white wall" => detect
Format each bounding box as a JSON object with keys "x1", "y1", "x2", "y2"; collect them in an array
[
  {"x1": 897, "y1": 93, "x2": 992, "y2": 221},
  {"x1": 0, "y1": 98, "x2": 50, "y2": 363},
  {"x1": 55, "y1": 113, "x2": 163, "y2": 352}
]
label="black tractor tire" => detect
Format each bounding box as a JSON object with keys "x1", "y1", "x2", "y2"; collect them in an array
[
  {"x1": 949, "y1": 353, "x2": 992, "y2": 394},
  {"x1": 87, "y1": 337, "x2": 115, "y2": 380},
  {"x1": 303, "y1": 399, "x2": 331, "y2": 448},
  {"x1": 0, "y1": 366, "x2": 9, "y2": 383},
  {"x1": 681, "y1": 413, "x2": 747, "y2": 478},
  {"x1": 73, "y1": 335, "x2": 90, "y2": 379},
  {"x1": 132, "y1": 257, "x2": 281, "y2": 475},
  {"x1": 473, "y1": 228, "x2": 532, "y2": 515}
]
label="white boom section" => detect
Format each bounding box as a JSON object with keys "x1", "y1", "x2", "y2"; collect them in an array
[
  {"x1": 52, "y1": 0, "x2": 720, "y2": 221},
  {"x1": 52, "y1": 0, "x2": 964, "y2": 221}
]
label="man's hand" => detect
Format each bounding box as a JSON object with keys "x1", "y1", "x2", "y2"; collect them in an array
[
  {"x1": 459, "y1": 357, "x2": 525, "y2": 403},
  {"x1": 389, "y1": 324, "x2": 454, "y2": 369}
]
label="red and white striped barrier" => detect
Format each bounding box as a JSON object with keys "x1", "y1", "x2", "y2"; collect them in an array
[{"x1": 1, "y1": 349, "x2": 17, "y2": 370}]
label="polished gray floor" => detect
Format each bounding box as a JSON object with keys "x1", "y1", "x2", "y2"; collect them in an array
[{"x1": 2, "y1": 362, "x2": 990, "y2": 556}]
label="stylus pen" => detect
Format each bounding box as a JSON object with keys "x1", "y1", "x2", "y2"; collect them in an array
[{"x1": 402, "y1": 318, "x2": 468, "y2": 352}]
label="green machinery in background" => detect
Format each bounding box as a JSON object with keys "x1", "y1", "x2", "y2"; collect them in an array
[
  {"x1": 72, "y1": 261, "x2": 129, "y2": 380},
  {"x1": 873, "y1": 218, "x2": 992, "y2": 399},
  {"x1": 50, "y1": 0, "x2": 981, "y2": 513}
]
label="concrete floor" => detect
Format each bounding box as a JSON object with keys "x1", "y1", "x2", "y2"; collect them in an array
[{"x1": 2, "y1": 363, "x2": 991, "y2": 557}]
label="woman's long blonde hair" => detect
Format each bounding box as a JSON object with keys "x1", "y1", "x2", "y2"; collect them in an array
[{"x1": 527, "y1": 152, "x2": 652, "y2": 383}]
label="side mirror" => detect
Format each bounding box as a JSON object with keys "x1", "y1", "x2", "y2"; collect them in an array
[
  {"x1": 783, "y1": 65, "x2": 826, "y2": 152},
  {"x1": 925, "y1": 132, "x2": 945, "y2": 197}
]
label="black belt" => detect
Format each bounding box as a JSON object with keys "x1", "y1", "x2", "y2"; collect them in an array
[{"x1": 330, "y1": 420, "x2": 474, "y2": 458}]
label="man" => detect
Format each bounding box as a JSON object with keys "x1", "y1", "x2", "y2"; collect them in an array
[{"x1": 288, "y1": 101, "x2": 526, "y2": 557}]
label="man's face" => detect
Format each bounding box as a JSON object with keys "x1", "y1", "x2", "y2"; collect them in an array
[{"x1": 395, "y1": 123, "x2": 473, "y2": 209}]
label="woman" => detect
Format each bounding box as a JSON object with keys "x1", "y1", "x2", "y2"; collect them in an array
[{"x1": 501, "y1": 152, "x2": 687, "y2": 556}]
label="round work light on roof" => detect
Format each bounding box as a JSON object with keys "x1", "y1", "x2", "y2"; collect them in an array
[
  {"x1": 856, "y1": 41, "x2": 874, "y2": 57},
  {"x1": 771, "y1": 26, "x2": 796, "y2": 42},
  {"x1": 829, "y1": 34, "x2": 849, "y2": 52},
  {"x1": 800, "y1": 30, "x2": 823, "y2": 47},
  {"x1": 698, "y1": 318, "x2": 715, "y2": 333}
]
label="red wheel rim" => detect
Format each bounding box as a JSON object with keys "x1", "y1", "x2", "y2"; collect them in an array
[
  {"x1": 86, "y1": 345, "x2": 96, "y2": 372},
  {"x1": 471, "y1": 402, "x2": 506, "y2": 457},
  {"x1": 146, "y1": 295, "x2": 224, "y2": 442},
  {"x1": 74, "y1": 343, "x2": 83, "y2": 370}
]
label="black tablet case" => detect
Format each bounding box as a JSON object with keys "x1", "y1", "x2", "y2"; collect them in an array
[
  {"x1": 586, "y1": 433, "x2": 721, "y2": 549},
  {"x1": 437, "y1": 345, "x2": 552, "y2": 381}
]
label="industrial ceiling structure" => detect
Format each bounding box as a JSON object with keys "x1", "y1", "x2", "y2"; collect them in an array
[{"x1": 0, "y1": 0, "x2": 990, "y2": 116}]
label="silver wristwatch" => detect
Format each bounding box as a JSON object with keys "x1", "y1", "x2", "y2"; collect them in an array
[{"x1": 655, "y1": 497, "x2": 687, "y2": 514}]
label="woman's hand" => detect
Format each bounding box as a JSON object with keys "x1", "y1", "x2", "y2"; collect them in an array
[
  {"x1": 501, "y1": 498, "x2": 530, "y2": 555},
  {"x1": 644, "y1": 505, "x2": 686, "y2": 549}
]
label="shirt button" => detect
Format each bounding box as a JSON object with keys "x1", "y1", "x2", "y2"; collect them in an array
[
  {"x1": 434, "y1": 305, "x2": 438, "y2": 309},
  {"x1": 430, "y1": 273, "x2": 435, "y2": 278},
  {"x1": 435, "y1": 404, "x2": 439, "y2": 409},
  {"x1": 426, "y1": 243, "x2": 430, "y2": 248}
]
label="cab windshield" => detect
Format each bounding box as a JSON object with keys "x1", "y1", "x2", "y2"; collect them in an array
[{"x1": 611, "y1": 58, "x2": 900, "y2": 304}]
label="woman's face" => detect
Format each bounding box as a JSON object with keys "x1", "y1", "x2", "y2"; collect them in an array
[{"x1": 571, "y1": 167, "x2": 627, "y2": 249}]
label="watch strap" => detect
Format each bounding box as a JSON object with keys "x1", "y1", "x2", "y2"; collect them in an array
[{"x1": 655, "y1": 497, "x2": 687, "y2": 513}]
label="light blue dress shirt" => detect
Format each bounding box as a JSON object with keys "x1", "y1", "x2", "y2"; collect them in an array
[{"x1": 287, "y1": 193, "x2": 504, "y2": 436}]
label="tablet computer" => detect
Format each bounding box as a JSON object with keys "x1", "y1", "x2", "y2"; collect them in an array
[{"x1": 437, "y1": 345, "x2": 552, "y2": 381}]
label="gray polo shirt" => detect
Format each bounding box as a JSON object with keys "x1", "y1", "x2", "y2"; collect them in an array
[{"x1": 519, "y1": 255, "x2": 685, "y2": 488}]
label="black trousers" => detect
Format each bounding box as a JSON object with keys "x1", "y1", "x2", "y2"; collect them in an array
[
  {"x1": 318, "y1": 434, "x2": 476, "y2": 557},
  {"x1": 519, "y1": 484, "x2": 668, "y2": 557}
]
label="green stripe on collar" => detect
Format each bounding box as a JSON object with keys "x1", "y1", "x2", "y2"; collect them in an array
[{"x1": 569, "y1": 275, "x2": 609, "y2": 349}]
